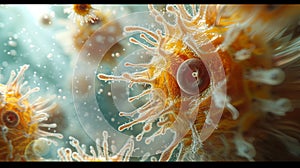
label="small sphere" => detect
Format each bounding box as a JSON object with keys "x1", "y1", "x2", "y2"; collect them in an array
[
  {"x1": 41, "y1": 14, "x2": 52, "y2": 25},
  {"x1": 176, "y1": 58, "x2": 210, "y2": 95},
  {"x1": 32, "y1": 138, "x2": 51, "y2": 156}
]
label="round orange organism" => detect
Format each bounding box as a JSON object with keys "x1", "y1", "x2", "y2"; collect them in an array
[
  {"x1": 73, "y1": 4, "x2": 93, "y2": 16},
  {"x1": 71, "y1": 8, "x2": 110, "y2": 52},
  {"x1": 0, "y1": 64, "x2": 63, "y2": 161},
  {"x1": 62, "y1": 4, "x2": 122, "y2": 60},
  {"x1": 98, "y1": 4, "x2": 300, "y2": 161},
  {"x1": 64, "y1": 4, "x2": 100, "y2": 26}
]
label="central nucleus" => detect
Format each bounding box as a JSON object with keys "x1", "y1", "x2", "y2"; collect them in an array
[{"x1": 176, "y1": 58, "x2": 210, "y2": 95}]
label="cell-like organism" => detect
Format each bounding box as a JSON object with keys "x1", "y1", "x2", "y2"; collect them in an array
[
  {"x1": 57, "y1": 131, "x2": 134, "y2": 161},
  {"x1": 64, "y1": 4, "x2": 98, "y2": 25},
  {"x1": 0, "y1": 64, "x2": 63, "y2": 161},
  {"x1": 54, "y1": 4, "x2": 125, "y2": 107},
  {"x1": 97, "y1": 4, "x2": 300, "y2": 161},
  {"x1": 62, "y1": 4, "x2": 111, "y2": 52},
  {"x1": 59, "y1": 4, "x2": 128, "y2": 62}
]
